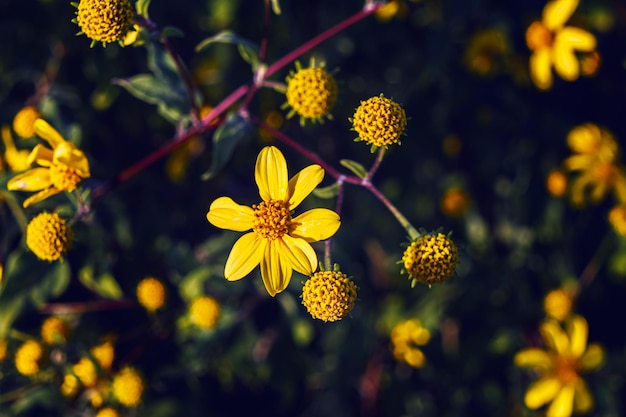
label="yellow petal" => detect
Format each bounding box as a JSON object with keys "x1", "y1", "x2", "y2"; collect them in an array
[
  {"x1": 255, "y1": 146, "x2": 288, "y2": 202},
  {"x1": 541, "y1": 320, "x2": 569, "y2": 355},
  {"x1": 27, "y1": 144, "x2": 53, "y2": 167},
  {"x1": 567, "y1": 315, "x2": 588, "y2": 358},
  {"x1": 34, "y1": 119, "x2": 65, "y2": 149},
  {"x1": 543, "y1": 0, "x2": 579, "y2": 30},
  {"x1": 567, "y1": 123, "x2": 601, "y2": 153},
  {"x1": 206, "y1": 197, "x2": 255, "y2": 231},
  {"x1": 224, "y1": 232, "x2": 266, "y2": 281},
  {"x1": 553, "y1": 38, "x2": 579, "y2": 81},
  {"x1": 525, "y1": 376, "x2": 562, "y2": 409},
  {"x1": 559, "y1": 27, "x2": 596, "y2": 51},
  {"x1": 291, "y1": 208, "x2": 341, "y2": 242},
  {"x1": 22, "y1": 187, "x2": 62, "y2": 208},
  {"x1": 260, "y1": 240, "x2": 292, "y2": 296},
  {"x1": 287, "y1": 164, "x2": 324, "y2": 209},
  {"x1": 579, "y1": 343, "x2": 605, "y2": 371},
  {"x1": 530, "y1": 49, "x2": 553, "y2": 90},
  {"x1": 280, "y1": 234, "x2": 318, "y2": 276},
  {"x1": 563, "y1": 154, "x2": 593, "y2": 171},
  {"x1": 53, "y1": 142, "x2": 90, "y2": 177},
  {"x1": 546, "y1": 383, "x2": 575, "y2": 417},
  {"x1": 7, "y1": 168, "x2": 52, "y2": 191},
  {"x1": 514, "y1": 348, "x2": 553, "y2": 370},
  {"x1": 573, "y1": 379, "x2": 593, "y2": 413}
]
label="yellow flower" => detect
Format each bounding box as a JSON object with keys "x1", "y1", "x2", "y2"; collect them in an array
[
  {"x1": 352, "y1": 95, "x2": 407, "y2": 150},
  {"x1": 206, "y1": 146, "x2": 340, "y2": 296},
  {"x1": 526, "y1": 0, "x2": 597, "y2": 90},
  {"x1": 609, "y1": 204, "x2": 626, "y2": 237},
  {"x1": 112, "y1": 366, "x2": 144, "y2": 407},
  {"x1": 515, "y1": 315, "x2": 605, "y2": 417},
  {"x1": 136, "y1": 277, "x2": 166, "y2": 312},
  {"x1": 7, "y1": 119, "x2": 90, "y2": 208},
  {"x1": 15, "y1": 339, "x2": 45, "y2": 376},
  {"x1": 375, "y1": 0, "x2": 410, "y2": 22},
  {"x1": 61, "y1": 374, "x2": 81, "y2": 397},
  {"x1": 301, "y1": 270, "x2": 357, "y2": 322},
  {"x1": 464, "y1": 28, "x2": 511, "y2": 76},
  {"x1": 544, "y1": 288, "x2": 574, "y2": 321},
  {"x1": 563, "y1": 123, "x2": 626, "y2": 205},
  {"x1": 74, "y1": 0, "x2": 135, "y2": 46},
  {"x1": 95, "y1": 407, "x2": 120, "y2": 417},
  {"x1": 13, "y1": 106, "x2": 41, "y2": 139},
  {"x1": 402, "y1": 232, "x2": 458, "y2": 287},
  {"x1": 0, "y1": 338, "x2": 7, "y2": 362},
  {"x1": 189, "y1": 296, "x2": 221, "y2": 330},
  {"x1": 282, "y1": 60, "x2": 338, "y2": 126},
  {"x1": 73, "y1": 357, "x2": 98, "y2": 388},
  {"x1": 440, "y1": 187, "x2": 471, "y2": 217},
  {"x1": 26, "y1": 212, "x2": 73, "y2": 261},
  {"x1": 40, "y1": 316, "x2": 71, "y2": 345},
  {"x1": 90, "y1": 339, "x2": 115, "y2": 371},
  {"x1": 1, "y1": 125, "x2": 30, "y2": 172},
  {"x1": 390, "y1": 319, "x2": 430, "y2": 368},
  {"x1": 546, "y1": 169, "x2": 568, "y2": 197}
]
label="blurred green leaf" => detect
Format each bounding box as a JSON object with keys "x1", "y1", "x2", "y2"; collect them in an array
[
  {"x1": 312, "y1": 182, "x2": 340, "y2": 199},
  {"x1": 136, "y1": 0, "x2": 151, "y2": 18},
  {"x1": 161, "y1": 26, "x2": 184, "y2": 39},
  {"x1": 195, "y1": 30, "x2": 260, "y2": 69},
  {"x1": 201, "y1": 111, "x2": 253, "y2": 180},
  {"x1": 340, "y1": 159, "x2": 368, "y2": 179},
  {"x1": 179, "y1": 266, "x2": 213, "y2": 302},
  {"x1": 78, "y1": 265, "x2": 123, "y2": 300}
]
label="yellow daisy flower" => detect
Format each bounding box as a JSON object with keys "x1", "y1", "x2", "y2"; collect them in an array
[
  {"x1": 7, "y1": 119, "x2": 90, "y2": 208},
  {"x1": 514, "y1": 315, "x2": 605, "y2": 417},
  {"x1": 206, "y1": 146, "x2": 340, "y2": 296},
  {"x1": 526, "y1": 0, "x2": 597, "y2": 90}
]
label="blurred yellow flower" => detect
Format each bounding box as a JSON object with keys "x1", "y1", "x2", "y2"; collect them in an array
[
  {"x1": 7, "y1": 119, "x2": 90, "y2": 208},
  {"x1": 73, "y1": 357, "x2": 98, "y2": 388},
  {"x1": 526, "y1": 0, "x2": 596, "y2": 90},
  {"x1": 546, "y1": 169, "x2": 568, "y2": 197},
  {"x1": 1, "y1": 125, "x2": 30, "y2": 172},
  {"x1": 136, "y1": 277, "x2": 166, "y2": 312},
  {"x1": 15, "y1": 339, "x2": 45, "y2": 376},
  {"x1": 95, "y1": 407, "x2": 120, "y2": 417},
  {"x1": 206, "y1": 146, "x2": 340, "y2": 296},
  {"x1": 544, "y1": 288, "x2": 574, "y2": 321},
  {"x1": 440, "y1": 187, "x2": 471, "y2": 217},
  {"x1": 390, "y1": 318, "x2": 430, "y2": 368},
  {"x1": 40, "y1": 316, "x2": 71, "y2": 345},
  {"x1": 13, "y1": 106, "x2": 41, "y2": 139},
  {"x1": 189, "y1": 296, "x2": 221, "y2": 330},
  {"x1": 112, "y1": 366, "x2": 144, "y2": 407},
  {"x1": 464, "y1": 28, "x2": 511, "y2": 76},
  {"x1": 90, "y1": 338, "x2": 115, "y2": 371},
  {"x1": 515, "y1": 315, "x2": 604, "y2": 417},
  {"x1": 608, "y1": 204, "x2": 626, "y2": 237}
]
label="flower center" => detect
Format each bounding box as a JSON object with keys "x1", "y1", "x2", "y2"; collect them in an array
[
  {"x1": 526, "y1": 21, "x2": 553, "y2": 50},
  {"x1": 49, "y1": 162, "x2": 83, "y2": 192},
  {"x1": 252, "y1": 200, "x2": 292, "y2": 240},
  {"x1": 554, "y1": 355, "x2": 580, "y2": 385}
]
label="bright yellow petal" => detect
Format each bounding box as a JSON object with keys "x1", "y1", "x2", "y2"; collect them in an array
[
  {"x1": 34, "y1": 119, "x2": 65, "y2": 149},
  {"x1": 546, "y1": 383, "x2": 575, "y2": 417},
  {"x1": 525, "y1": 376, "x2": 562, "y2": 409},
  {"x1": 573, "y1": 379, "x2": 593, "y2": 413},
  {"x1": 224, "y1": 232, "x2": 266, "y2": 281},
  {"x1": 530, "y1": 49, "x2": 553, "y2": 90},
  {"x1": 26, "y1": 144, "x2": 53, "y2": 167},
  {"x1": 280, "y1": 234, "x2": 317, "y2": 276},
  {"x1": 290, "y1": 208, "x2": 340, "y2": 242},
  {"x1": 563, "y1": 154, "x2": 593, "y2": 171},
  {"x1": 543, "y1": 0, "x2": 579, "y2": 30},
  {"x1": 541, "y1": 320, "x2": 570, "y2": 355},
  {"x1": 255, "y1": 146, "x2": 288, "y2": 202},
  {"x1": 579, "y1": 343, "x2": 605, "y2": 371},
  {"x1": 559, "y1": 27, "x2": 596, "y2": 51},
  {"x1": 553, "y1": 38, "x2": 579, "y2": 81},
  {"x1": 567, "y1": 123, "x2": 601, "y2": 154},
  {"x1": 22, "y1": 188, "x2": 62, "y2": 208},
  {"x1": 287, "y1": 164, "x2": 324, "y2": 209},
  {"x1": 260, "y1": 240, "x2": 292, "y2": 296},
  {"x1": 7, "y1": 168, "x2": 52, "y2": 191},
  {"x1": 567, "y1": 315, "x2": 588, "y2": 358},
  {"x1": 514, "y1": 348, "x2": 553, "y2": 370},
  {"x1": 206, "y1": 197, "x2": 255, "y2": 231},
  {"x1": 53, "y1": 142, "x2": 90, "y2": 177}
]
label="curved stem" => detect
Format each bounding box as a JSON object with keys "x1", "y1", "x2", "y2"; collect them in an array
[{"x1": 363, "y1": 181, "x2": 420, "y2": 240}]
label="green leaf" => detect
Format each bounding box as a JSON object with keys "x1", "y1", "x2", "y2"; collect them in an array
[
  {"x1": 201, "y1": 112, "x2": 253, "y2": 180},
  {"x1": 312, "y1": 182, "x2": 340, "y2": 199},
  {"x1": 0, "y1": 296, "x2": 24, "y2": 337},
  {"x1": 136, "y1": 0, "x2": 151, "y2": 18},
  {"x1": 161, "y1": 26, "x2": 184, "y2": 39},
  {"x1": 78, "y1": 266, "x2": 123, "y2": 300},
  {"x1": 195, "y1": 30, "x2": 260, "y2": 69},
  {"x1": 179, "y1": 266, "x2": 213, "y2": 302},
  {"x1": 340, "y1": 159, "x2": 368, "y2": 179}
]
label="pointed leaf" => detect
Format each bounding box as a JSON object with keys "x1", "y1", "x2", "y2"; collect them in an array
[
  {"x1": 312, "y1": 182, "x2": 340, "y2": 199},
  {"x1": 195, "y1": 30, "x2": 259, "y2": 69},
  {"x1": 201, "y1": 112, "x2": 253, "y2": 180},
  {"x1": 136, "y1": 0, "x2": 151, "y2": 18},
  {"x1": 340, "y1": 159, "x2": 368, "y2": 178}
]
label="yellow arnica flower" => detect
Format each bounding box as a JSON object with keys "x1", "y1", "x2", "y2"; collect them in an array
[
  {"x1": 15, "y1": 339, "x2": 45, "y2": 376},
  {"x1": 390, "y1": 319, "x2": 430, "y2": 368},
  {"x1": 90, "y1": 338, "x2": 115, "y2": 371},
  {"x1": 563, "y1": 123, "x2": 626, "y2": 206},
  {"x1": 189, "y1": 296, "x2": 221, "y2": 330},
  {"x1": 13, "y1": 106, "x2": 41, "y2": 139},
  {"x1": 40, "y1": 316, "x2": 71, "y2": 345},
  {"x1": 402, "y1": 232, "x2": 458, "y2": 287},
  {"x1": 61, "y1": 373, "x2": 81, "y2": 397},
  {"x1": 440, "y1": 187, "x2": 471, "y2": 217},
  {"x1": 282, "y1": 60, "x2": 338, "y2": 126},
  {"x1": 301, "y1": 270, "x2": 357, "y2": 322},
  {"x1": 206, "y1": 146, "x2": 340, "y2": 296},
  {"x1": 74, "y1": 0, "x2": 135, "y2": 46},
  {"x1": 112, "y1": 367, "x2": 144, "y2": 407},
  {"x1": 26, "y1": 212, "x2": 73, "y2": 261},
  {"x1": 0, "y1": 338, "x2": 7, "y2": 362},
  {"x1": 515, "y1": 315, "x2": 605, "y2": 417},
  {"x1": 73, "y1": 357, "x2": 98, "y2": 388},
  {"x1": 95, "y1": 407, "x2": 120, "y2": 417},
  {"x1": 352, "y1": 95, "x2": 407, "y2": 150},
  {"x1": 608, "y1": 204, "x2": 626, "y2": 237},
  {"x1": 1, "y1": 125, "x2": 30, "y2": 172},
  {"x1": 544, "y1": 288, "x2": 574, "y2": 321},
  {"x1": 546, "y1": 169, "x2": 568, "y2": 197},
  {"x1": 7, "y1": 119, "x2": 90, "y2": 208},
  {"x1": 526, "y1": 0, "x2": 597, "y2": 90},
  {"x1": 136, "y1": 277, "x2": 166, "y2": 312}
]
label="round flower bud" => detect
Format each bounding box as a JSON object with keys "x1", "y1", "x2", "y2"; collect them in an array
[
  {"x1": 96, "y1": 408, "x2": 120, "y2": 417},
  {"x1": 352, "y1": 95, "x2": 407, "y2": 149},
  {"x1": 112, "y1": 367, "x2": 144, "y2": 407},
  {"x1": 136, "y1": 277, "x2": 166, "y2": 312},
  {"x1": 544, "y1": 289, "x2": 573, "y2": 321},
  {"x1": 402, "y1": 232, "x2": 458, "y2": 286},
  {"x1": 26, "y1": 212, "x2": 73, "y2": 261},
  {"x1": 90, "y1": 339, "x2": 115, "y2": 371},
  {"x1": 40, "y1": 316, "x2": 71, "y2": 345},
  {"x1": 440, "y1": 187, "x2": 471, "y2": 217},
  {"x1": 73, "y1": 357, "x2": 98, "y2": 388},
  {"x1": 61, "y1": 374, "x2": 80, "y2": 397},
  {"x1": 12, "y1": 106, "x2": 40, "y2": 138},
  {"x1": 301, "y1": 270, "x2": 357, "y2": 322},
  {"x1": 15, "y1": 340, "x2": 45, "y2": 376},
  {"x1": 546, "y1": 169, "x2": 568, "y2": 197},
  {"x1": 189, "y1": 296, "x2": 221, "y2": 330},
  {"x1": 284, "y1": 61, "x2": 338, "y2": 124},
  {"x1": 75, "y1": 0, "x2": 134, "y2": 44}
]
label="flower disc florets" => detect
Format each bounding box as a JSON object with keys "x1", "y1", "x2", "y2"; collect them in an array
[
  {"x1": 26, "y1": 212, "x2": 73, "y2": 261},
  {"x1": 136, "y1": 277, "x2": 166, "y2": 312},
  {"x1": 13, "y1": 106, "x2": 40, "y2": 138},
  {"x1": 75, "y1": 0, "x2": 134, "y2": 45},
  {"x1": 302, "y1": 270, "x2": 357, "y2": 322},
  {"x1": 252, "y1": 200, "x2": 292, "y2": 240},
  {"x1": 402, "y1": 232, "x2": 458, "y2": 286},
  {"x1": 352, "y1": 95, "x2": 407, "y2": 149},
  {"x1": 283, "y1": 61, "x2": 338, "y2": 125},
  {"x1": 112, "y1": 367, "x2": 144, "y2": 407}
]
